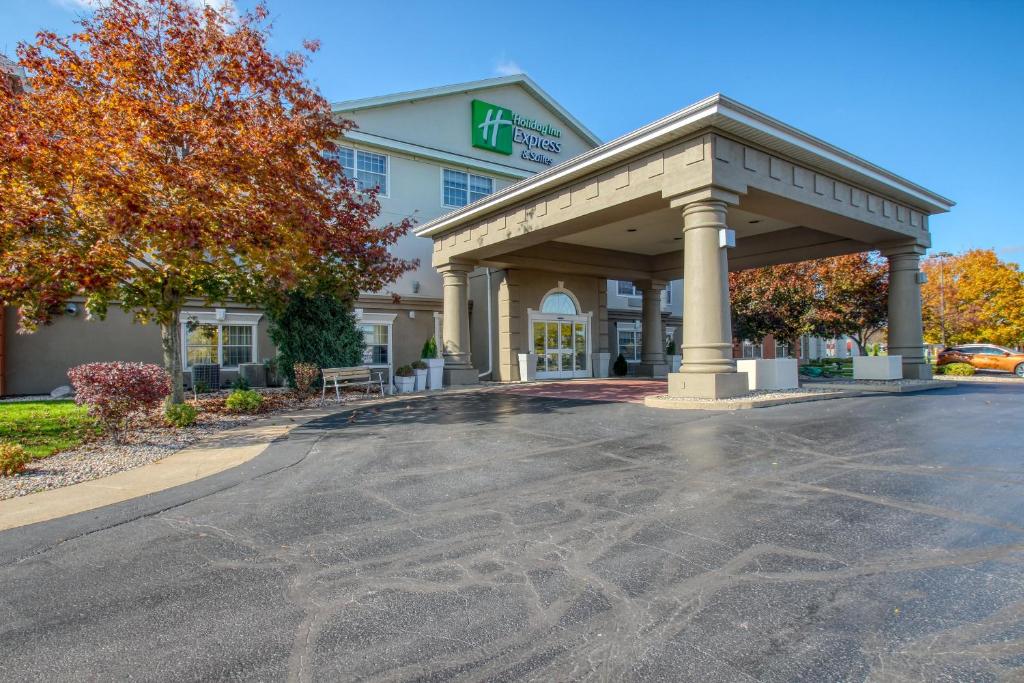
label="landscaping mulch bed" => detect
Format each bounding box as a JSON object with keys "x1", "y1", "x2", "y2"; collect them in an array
[{"x1": 0, "y1": 388, "x2": 359, "y2": 500}]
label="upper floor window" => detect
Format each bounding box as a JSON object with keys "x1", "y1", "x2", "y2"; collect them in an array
[
  {"x1": 616, "y1": 280, "x2": 672, "y2": 305},
  {"x1": 617, "y1": 280, "x2": 640, "y2": 297},
  {"x1": 329, "y1": 146, "x2": 388, "y2": 195},
  {"x1": 443, "y1": 169, "x2": 493, "y2": 208}
]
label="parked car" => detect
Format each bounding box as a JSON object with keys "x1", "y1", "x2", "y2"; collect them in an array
[{"x1": 937, "y1": 344, "x2": 1024, "y2": 377}]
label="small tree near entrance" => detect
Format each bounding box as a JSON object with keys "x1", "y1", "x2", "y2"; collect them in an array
[{"x1": 0, "y1": 0, "x2": 413, "y2": 404}]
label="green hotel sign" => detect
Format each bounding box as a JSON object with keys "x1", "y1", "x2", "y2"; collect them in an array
[{"x1": 471, "y1": 99, "x2": 563, "y2": 166}]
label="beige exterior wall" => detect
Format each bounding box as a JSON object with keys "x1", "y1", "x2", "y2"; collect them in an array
[
  {"x1": 3, "y1": 304, "x2": 273, "y2": 396},
  {"x1": 470, "y1": 268, "x2": 603, "y2": 382}
]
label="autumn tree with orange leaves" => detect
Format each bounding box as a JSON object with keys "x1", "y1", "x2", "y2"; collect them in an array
[
  {"x1": 0, "y1": 0, "x2": 413, "y2": 403},
  {"x1": 921, "y1": 250, "x2": 1024, "y2": 348}
]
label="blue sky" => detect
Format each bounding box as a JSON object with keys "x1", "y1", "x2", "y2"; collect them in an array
[{"x1": 3, "y1": 0, "x2": 1023, "y2": 264}]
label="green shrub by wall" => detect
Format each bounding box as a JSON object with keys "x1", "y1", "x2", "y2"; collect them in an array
[{"x1": 267, "y1": 291, "x2": 365, "y2": 388}]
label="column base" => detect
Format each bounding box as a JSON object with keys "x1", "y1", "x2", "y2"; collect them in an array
[
  {"x1": 668, "y1": 371, "x2": 749, "y2": 399},
  {"x1": 443, "y1": 366, "x2": 480, "y2": 386},
  {"x1": 901, "y1": 362, "x2": 933, "y2": 380},
  {"x1": 636, "y1": 362, "x2": 669, "y2": 379},
  {"x1": 591, "y1": 352, "x2": 611, "y2": 378}
]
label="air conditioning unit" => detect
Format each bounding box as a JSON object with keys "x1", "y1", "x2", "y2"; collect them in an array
[
  {"x1": 191, "y1": 364, "x2": 221, "y2": 390},
  {"x1": 626, "y1": 296, "x2": 642, "y2": 308}
]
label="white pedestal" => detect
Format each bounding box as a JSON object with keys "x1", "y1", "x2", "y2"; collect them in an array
[
  {"x1": 413, "y1": 369, "x2": 427, "y2": 391},
  {"x1": 736, "y1": 359, "x2": 799, "y2": 391},
  {"x1": 425, "y1": 358, "x2": 444, "y2": 390},
  {"x1": 853, "y1": 355, "x2": 903, "y2": 380},
  {"x1": 591, "y1": 352, "x2": 611, "y2": 378},
  {"x1": 518, "y1": 353, "x2": 537, "y2": 382}
]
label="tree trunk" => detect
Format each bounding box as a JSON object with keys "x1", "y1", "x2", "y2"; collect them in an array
[{"x1": 161, "y1": 319, "x2": 185, "y2": 405}]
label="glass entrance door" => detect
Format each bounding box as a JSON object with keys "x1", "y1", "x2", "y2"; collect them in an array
[{"x1": 532, "y1": 316, "x2": 589, "y2": 379}]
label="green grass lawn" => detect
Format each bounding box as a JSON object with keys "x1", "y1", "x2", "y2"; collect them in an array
[{"x1": 0, "y1": 400, "x2": 99, "y2": 458}]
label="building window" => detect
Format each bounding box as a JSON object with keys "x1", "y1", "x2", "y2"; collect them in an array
[
  {"x1": 741, "y1": 340, "x2": 763, "y2": 359},
  {"x1": 361, "y1": 324, "x2": 389, "y2": 365},
  {"x1": 776, "y1": 342, "x2": 790, "y2": 358},
  {"x1": 617, "y1": 280, "x2": 640, "y2": 297},
  {"x1": 442, "y1": 168, "x2": 493, "y2": 207},
  {"x1": 540, "y1": 291, "x2": 578, "y2": 315},
  {"x1": 618, "y1": 328, "x2": 642, "y2": 362},
  {"x1": 183, "y1": 323, "x2": 256, "y2": 369},
  {"x1": 663, "y1": 286, "x2": 672, "y2": 305},
  {"x1": 329, "y1": 146, "x2": 388, "y2": 195}
]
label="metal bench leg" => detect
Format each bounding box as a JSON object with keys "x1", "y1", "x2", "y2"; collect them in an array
[
  {"x1": 321, "y1": 382, "x2": 326, "y2": 405},
  {"x1": 335, "y1": 382, "x2": 340, "y2": 402}
]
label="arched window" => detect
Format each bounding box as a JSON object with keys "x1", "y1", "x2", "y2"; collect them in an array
[{"x1": 540, "y1": 291, "x2": 578, "y2": 315}]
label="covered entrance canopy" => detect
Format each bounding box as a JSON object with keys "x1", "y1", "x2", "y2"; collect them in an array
[{"x1": 417, "y1": 95, "x2": 954, "y2": 398}]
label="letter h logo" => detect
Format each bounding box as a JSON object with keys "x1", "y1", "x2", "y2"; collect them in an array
[{"x1": 472, "y1": 99, "x2": 514, "y2": 155}]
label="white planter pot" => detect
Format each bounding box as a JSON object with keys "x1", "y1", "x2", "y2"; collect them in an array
[
  {"x1": 736, "y1": 358, "x2": 799, "y2": 390},
  {"x1": 853, "y1": 355, "x2": 903, "y2": 380},
  {"x1": 394, "y1": 375, "x2": 415, "y2": 394},
  {"x1": 425, "y1": 358, "x2": 444, "y2": 390},
  {"x1": 518, "y1": 353, "x2": 537, "y2": 382},
  {"x1": 591, "y1": 352, "x2": 611, "y2": 378},
  {"x1": 667, "y1": 354, "x2": 682, "y2": 373},
  {"x1": 412, "y1": 368, "x2": 427, "y2": 391}
]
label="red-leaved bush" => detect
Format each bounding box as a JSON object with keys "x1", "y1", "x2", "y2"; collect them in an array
[{"x1": 68, "y1": 362, "x2": 172, "y2": 433}]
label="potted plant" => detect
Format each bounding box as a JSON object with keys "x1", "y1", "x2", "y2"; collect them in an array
[
  {"x1": 421, "y1": 337, "x2": 444, "y2": 390},
  {"x1": 665, "y1": 340, "x2": 681, "y2": 373},
  {"x1": 411, "y1": 359, "x2": 428, "y2": 391},
  {"x1": 612, "y1": 353, "x2": 628, "y2": 377},
  {"x1": 394, "y1": 365, "x2": 415, "y2": 394}
]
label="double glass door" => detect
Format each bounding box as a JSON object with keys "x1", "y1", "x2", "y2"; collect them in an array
[{"x1": 532, "y1": 316, "x2": 589, "y2": 379}]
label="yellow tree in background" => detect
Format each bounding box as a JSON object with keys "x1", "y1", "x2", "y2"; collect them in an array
[{"x1": 921, "y1": 250, "x2": 1024, "y2": 348}]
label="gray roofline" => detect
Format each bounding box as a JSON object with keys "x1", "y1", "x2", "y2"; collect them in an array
[
  {"x1": 415, "y1": 93, "x2": 955, "y2": 239},
  {"x1": 330, "y1": 74, "x2": 602, "y2": 148}
]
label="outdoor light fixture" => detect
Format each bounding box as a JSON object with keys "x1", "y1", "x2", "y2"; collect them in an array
[
  {"x1": 748, "y1": 219, "x2": 760, "y2": 224},
  {"x1": 215, "y1": 308, "x2": 226, "y2": 321},
  {"x1": 719, "y1": 228, "x2": 736, "y2": 249},
  {"x1": 411, "y1": 280, "x2": 421, "y2": 293},
  {"x1": 627, "y1": 228, "x2": 637, "y2": 232}
]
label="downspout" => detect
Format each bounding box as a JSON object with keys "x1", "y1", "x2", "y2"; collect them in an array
[{"x1": 478, "y1": 268, "x2": 493, "y2": 380}]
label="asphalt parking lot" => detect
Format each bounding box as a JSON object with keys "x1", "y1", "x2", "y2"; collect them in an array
[{"x1": 1, "y1": 382, "x2": 1022, "y2": 681}]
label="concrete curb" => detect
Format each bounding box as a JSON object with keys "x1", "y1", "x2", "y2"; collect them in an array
[
  {"x1": 808, "y1": 380, "x2": 954, "y2": 393},
  {"x1": 643, "y1": 390, "x2": 854, "y2": 411}
]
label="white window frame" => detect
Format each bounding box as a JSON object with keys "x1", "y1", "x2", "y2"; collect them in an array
[
  {"x1": 330, "y1": 145, "x2": 389, "y2": 198},
  {"x1": 354, "y1": 310, "x2": 397, "y2": 387},
  {"x1": 616, "y1": 321, "x2": 642, "y2": 363},
  {"x1": 179, "y1": 310, "x2": 262, "y2": 371},
  {"x1": 616, "y1": 280, "x2": 640, "y2": 297},
  {"x1": 440, "y1": 167, "x2": 495, "y2": 209},
  {"x1": 741, "y1": 340, "x2": 763, "y2": 359}
]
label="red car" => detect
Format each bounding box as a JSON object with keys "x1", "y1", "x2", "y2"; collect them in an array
[{"x1": 937, "y1": 344, "x2": 1024, "y2": 377}]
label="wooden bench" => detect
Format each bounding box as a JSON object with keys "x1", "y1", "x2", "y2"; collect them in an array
[{"x1": 321, "y1": 366, "x2": 385, "y2": 402}]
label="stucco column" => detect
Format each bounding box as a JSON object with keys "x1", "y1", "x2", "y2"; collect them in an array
[
  {"x1": 593, "y1": 279, "x2": 611, "y2": 378},
  {"x1": 883, "y1": 244, "x2": 931, "y2": 380},
  {"x1": 636, "y1": 279, "x2": 668, "y2": 377},
  {"x1": 667, "y1": 194, "x2": 748, "y2": 398},
  {"x1": 438, "y1": 261, "x2": 479, "y2": 385}
]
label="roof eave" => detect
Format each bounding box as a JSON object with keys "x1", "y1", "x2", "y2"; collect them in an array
[{"x1": 414, "y1": 94, "x2": 954, "y2": 239}]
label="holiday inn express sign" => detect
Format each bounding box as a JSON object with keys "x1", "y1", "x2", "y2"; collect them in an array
[{"x1": 471, "y1": 99, "x2": 563, "y2": 166}]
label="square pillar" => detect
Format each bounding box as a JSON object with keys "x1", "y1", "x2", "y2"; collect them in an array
[
  {"x1": 667, "y1": 191, "x2": 748, "y2": 399},
  {"x1": 438, "y1": 261, "x2": 479, "y2": 386},
  {"x1": 882, "y1": 243, "x2": 932, "y2": 380},
  {"x1": 636, "y1": 279, "x2": 668, "y2": 378}
]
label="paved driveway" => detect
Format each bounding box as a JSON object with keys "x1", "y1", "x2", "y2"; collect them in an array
[{"x1": 2, "y1": 383, "x2": 1023, "y2": 681}]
